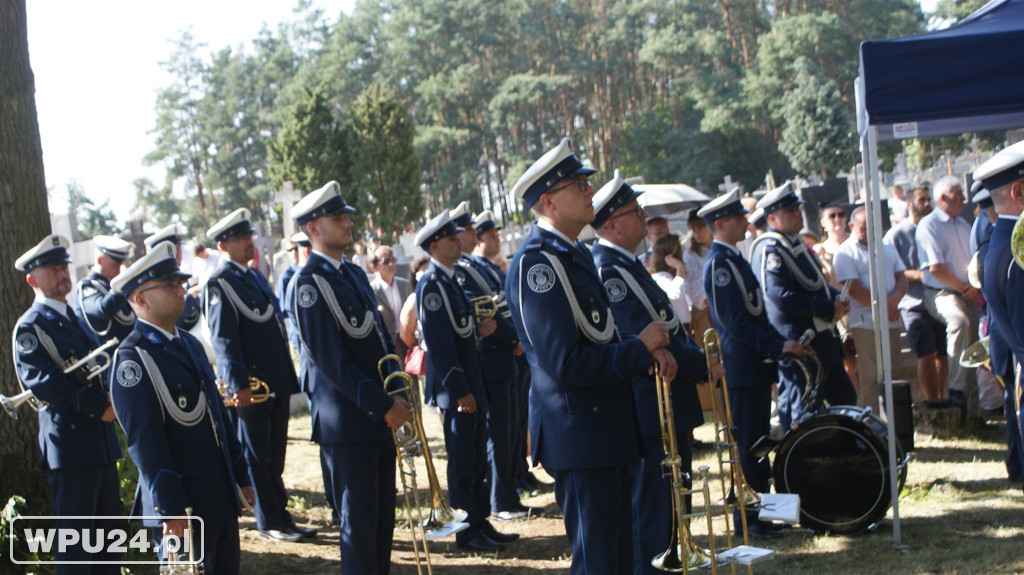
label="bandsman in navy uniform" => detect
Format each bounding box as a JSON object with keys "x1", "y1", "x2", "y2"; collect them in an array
[
  {"x1": 472, "y1": 210, "x2": 537, "y2": 499},
  {"x1": 12, "y1": 235, "x2": 123, "y2": 574},
  {"x1": 72, "y1": 234, "x2": 136, "y2": 343},
  {"x1": 975, "y1": 143, "x2": 1024, "y2": 478},
  {"x1": 700, "y1": 190, "x2": 805, "y2": 539},
  {"x1": 144, "y1": 223, "x2": 202, "y2": 333},
  {"x1": 590, "y1": 170, "x2": 715, "y2": 571},
  {"x1": 281, "y1": 231, "x2": 312, "y2": 357},
  {"x1": 749, "y1": 183, "x2": 854, "y2": 427},
  {"x1": 415, "y1": 210, "x2": 519, "y2": 552},
  {"x1": 505, "y1": 138, "x2": 671, "y2": 574},
  {"x1": 449, "y1": 201, "x2": 529, "y2": 521},
  {"x1": 109, "y1": 242, "x2": 255, "y2": 574},
  {"x1": 968, "y1": 183, "x2": 1020, "y2": 479},
  {"x1": 203, "y1": 208, "x2": 308, "y2": 542},
  {"x1": 288, "y1": 182, "x2": 411, "y2": 573}
]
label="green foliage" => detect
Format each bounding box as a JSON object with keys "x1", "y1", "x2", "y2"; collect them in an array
[
  {"x1": 346, "y1": 85, "x2": 423, "y2": 241},
  {"x1": 778, "y1": 57, "x2": 856, "y2": 177},
  {"x1": 269, "y1": 85, "x2": 349, "y2": 197},
  {"x1": 0, "y1": 495, "x2": 45, "y2": 568},
  {"x1": 66, "y1": 180, "x2": 121, "y2": 239},
  {"x1": 116, "y1": 428, "x2": 138, "y2": 517}
]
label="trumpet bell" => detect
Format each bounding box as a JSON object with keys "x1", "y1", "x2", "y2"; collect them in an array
[
  {"x1": 1, "y1": 389, "x2": 40, "y2": 420},
  {"x1": 651, "y1": 537, "x2": 712, "y2": 572},
  {"x1": 960, "y1": 336, "x2": 991, "y2": 368}
]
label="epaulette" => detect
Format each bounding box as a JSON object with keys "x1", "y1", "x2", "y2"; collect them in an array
[{"x1": 542, "y1": 238, "x2": 570, "y2": 254}]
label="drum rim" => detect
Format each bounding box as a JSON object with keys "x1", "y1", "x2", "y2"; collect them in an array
[{"x1": 775, "y1": 418, "x2": 891, "y2": 531}]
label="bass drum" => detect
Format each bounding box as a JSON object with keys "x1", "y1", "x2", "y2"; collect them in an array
[{"x1": 772, "y1": 405, "x2": 907, "y2": 534}]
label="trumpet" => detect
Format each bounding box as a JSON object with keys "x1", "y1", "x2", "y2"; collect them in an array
[
  {"x1": 217, "y1": 376, "x2": 275, "y2": 407},
  {"x1": 377, "y1": 355, "x2": 468, "y2": 543},
  {"x1": 160, "y1": 507, "x2": 203, "y2": 574},
  {"x1": 470, "y1": 295, "x2": 498, "y2": 323},
  {"x1": 651, "y1": 361, "x2": 714, "y2": 573},
  {"x1": 704, "y1": 329, "x2": 759, "y2": 574},
  {"x1": 2, "y1": 337, "x2": 120, "y2": 419}
]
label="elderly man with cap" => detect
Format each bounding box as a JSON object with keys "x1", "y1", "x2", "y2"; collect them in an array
[
  {"x1": 203, "y1": 207, "x2": 306, "y2": 542},
  {"x1": 448, "y1": 201, "x2": 528, "y2": 521},
  {"x1": 976, "y1": 142, "x2": 1024, "y2": 483},
  {"x1": 701, "y1": 190, "x2": 805, "y2": 539},
  {"x1": 109, "y1": 242, "x2": 255, "y2": 574},
  {"x1": 505, "y1": 138, "x2": 671, "y2": 574},
  {"x1": 415, "y1": 209, "x2": 516, "y2": 552},
  {"x1": 749, "y1": 182, "x2": 854, "y2": 428},
  {"x1": 289, "y1": 181, "x2": 412, "y2": 573},
  {"x1": 145, "y1": 223, "x2": 203, "y2": 332},
  {"x1": 12, "y1": 235, "x2": 123, "y2": 573},
  {"x1": 72, "y1": 234, "x2": 137, "y2": 343},
  {"x1": 590, "y1": 169, "x2": 715, "y2": 569}
]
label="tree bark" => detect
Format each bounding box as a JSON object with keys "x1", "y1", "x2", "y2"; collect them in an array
[{"x1": 0, "y1": 0, "x2": 56, "y2": 516}]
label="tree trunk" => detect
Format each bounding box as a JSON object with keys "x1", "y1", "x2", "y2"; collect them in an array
[{"x1": 0, "y1": 0, "x2": 55, "y2": 517}]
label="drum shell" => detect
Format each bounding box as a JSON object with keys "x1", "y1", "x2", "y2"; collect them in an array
[{"x1": 772, "y1": 405, "x2": 906, "y2": 534}]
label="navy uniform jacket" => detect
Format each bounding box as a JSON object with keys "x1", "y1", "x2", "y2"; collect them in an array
[
  {"x1": 13, "y1": 301, "x2": 121, "y2": 470},
  {"x1": 592, "y1": 241, "x2": 705, "y2": 436},
  {"x1": 72, "y1": 270, "x2": 136, "y2": 343},
  {"x1": 176, "y1": 292, "x2": 201, "y2": 332},
  {"x1": 292, "y1": 253, "x2": 398, "y2": 444},
  {"x1": 110, "y1": 322, "x2": 250, "y2": 526},
  {"x1": 204, "y1": 261, "x2": 299, "y2": 396},
  {"x1": 417, "y1": 261, "x2": 487, "y2": 411},
  {"x1": 976, "y1": 229, "x2": 1014, "y2": 381},
  {"x1": 983, "y1": 217, "x2": 1024, "y2": 368},
  {"x1": 505, "y1": 225, "x2": 650, "y2": 471},
  {"x1": 454, "y1": 254, "x2": 519, "y2": 382},
  {"x1": 750, "y1": 231, "x2": 841, "y2": 364},
  {"x1": 704, "y1": 241, "x2": 787, "y2": 388}
]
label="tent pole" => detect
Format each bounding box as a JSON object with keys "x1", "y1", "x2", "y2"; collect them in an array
[{"x1": 864, "y1": 125, "x2": 904, "y2": 547}]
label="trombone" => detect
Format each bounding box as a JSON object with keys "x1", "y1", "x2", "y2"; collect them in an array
[
  {"x1": 651, "y1": 361, "x2": 715, "y2": 573},
  {"x1": 159, "y1": 507, "x2": 203, "y2": 574},
  {"x1": 380, "y1": 363, "x2": 433, "y2": 574},
  {"x1": 3, "y1": 337, "x2": 120, "y2": 419},
  {"x1": 377, "y1": 355, "x2": 468, "y2": 542},
  {"x1": 704, "y1": 328, "x2": 759, "y2": 575},
  {"x1": 217, "y1": 376, "x2": 275, "y2": 407}
]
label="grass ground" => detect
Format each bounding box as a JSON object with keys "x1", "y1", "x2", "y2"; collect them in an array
[{"x1": 232, "y1": 404, "x2": 1024, "y2": 575}]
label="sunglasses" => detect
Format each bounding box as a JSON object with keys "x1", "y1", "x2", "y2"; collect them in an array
[{"x1": 379, "y1": 258, "x2": 395, "y2": 265}]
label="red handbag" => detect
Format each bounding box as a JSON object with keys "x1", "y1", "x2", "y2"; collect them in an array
[{"x1": 404, "y1": 345, "x2": 427, "y2": 376}]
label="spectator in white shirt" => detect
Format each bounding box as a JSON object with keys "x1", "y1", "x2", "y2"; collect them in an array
[
  {"x1": 889, "y1": 184, "x2": 909, "y2": 224},
  {"x1": 683, "y1": 210, "x2": 713, "y2": 346},
  {"x1": 833, "y1": 207, "x2": 907, "y2": 412},
  {"x1": 190, "y1": 241, "x2": 221, "y2": 288}
]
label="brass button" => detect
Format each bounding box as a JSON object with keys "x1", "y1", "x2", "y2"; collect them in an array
[{"x1": 592, "y1": 406, "x2": 599, "y2": 413}]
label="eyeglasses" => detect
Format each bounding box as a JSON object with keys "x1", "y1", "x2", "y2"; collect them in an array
[
  {"x1": 549, "y1": 178, "x2": 593, "y2": 195},
  {"x1": 138, "y1": 279, "x2": 186, "y2": 295},
  {"x1": 607, "y1": 205, "x2": 646, "y2": 222},
  {"x1": 379, "y1": 258, "x2": 395, "y2": 265}
]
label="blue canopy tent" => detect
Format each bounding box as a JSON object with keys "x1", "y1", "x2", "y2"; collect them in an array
[{"x1": 856, "y1": 0, "x2": 1024, "y2": 546}]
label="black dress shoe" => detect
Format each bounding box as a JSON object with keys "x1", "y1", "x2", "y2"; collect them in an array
[
  {"x1": 482, "y1": 522, "x2": 520, "y2": 543},
  {"x1": 742, "y1": 522, "x2": 781, "y2": 541},
  {"x1": 457, "y1": 534, "x2": 505, "y2": 552},
  {"x1": 289, "y1": 523, "x2": 318, "y2": 538}
]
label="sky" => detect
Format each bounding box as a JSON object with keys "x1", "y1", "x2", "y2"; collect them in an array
[{"x1": 27, "y1": 0, "x2": 354, "y2": 221}]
